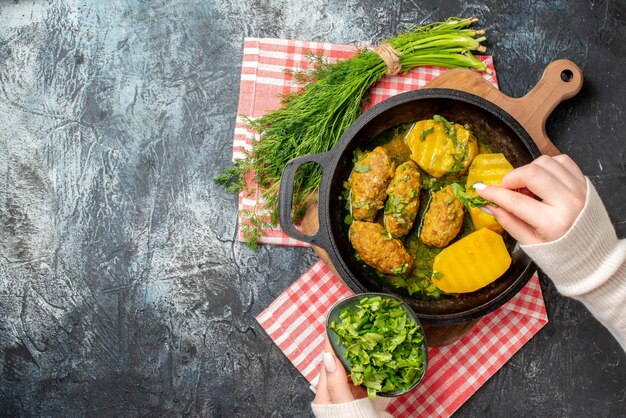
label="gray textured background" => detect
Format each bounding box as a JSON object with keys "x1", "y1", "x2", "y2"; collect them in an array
[{"x1": 0, "y1": 0, "x2": 624, "y2": 417}]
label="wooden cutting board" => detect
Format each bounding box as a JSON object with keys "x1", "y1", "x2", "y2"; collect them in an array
[
  {"x1": 425, "y1": 59, "x2": 583, "y2": 156},
  {"x1": 301, "y1": 60, "x2": 583, "y2": 347}
]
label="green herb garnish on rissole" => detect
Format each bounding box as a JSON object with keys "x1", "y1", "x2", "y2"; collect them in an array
[
  {"x1": 216, "y1": 18, "x2": 490, "y2": 248},
  {"x1": 329, "y1": 296, "x2": 426, "y2": 399}
]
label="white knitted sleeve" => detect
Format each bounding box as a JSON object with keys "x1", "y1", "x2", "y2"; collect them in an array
[
  {"x1": 521, "y1": 178, "x2": 626, "y2": 350},
  {"x1": 311, "y1": 398, "x2": 392, "y2": 418}
]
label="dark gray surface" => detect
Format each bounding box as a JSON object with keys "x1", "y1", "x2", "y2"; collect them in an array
[{"x1": 0, "y1": 0, "x2": 624, "y2": 417}]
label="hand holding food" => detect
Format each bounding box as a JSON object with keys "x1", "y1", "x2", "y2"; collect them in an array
[
  {"x1": 328, "y1": 296, "x2": 427, "y2": 399},
  {"x1": 313, "y1": 337, "x2": 367, "y2": 406},
  {"x1": 473, "y1": 154, "x2": 587, "y2": 245}
]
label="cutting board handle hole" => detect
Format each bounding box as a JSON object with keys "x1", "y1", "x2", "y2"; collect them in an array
[{"x1": 560, "y1": 69, "x2": 574, "y2": 82}]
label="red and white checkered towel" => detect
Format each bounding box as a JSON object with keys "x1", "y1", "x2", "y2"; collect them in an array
[
  {"x1": 257, "y1": 260, "x2": 548, "y2": 418},
  {"x1": 235, "y1": 37, "x2": 548, "y2": 417},
  {"x1": 232, "y1": 37, "x2": 497, "y2": 246}
]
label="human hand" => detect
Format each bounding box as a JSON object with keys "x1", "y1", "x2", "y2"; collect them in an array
[
  {"x1": 313, "y1": 338, "x2": 367, "y2": 405},
  {"x1": 473, "y1": 154, "x2": 587, "y2": 245}
]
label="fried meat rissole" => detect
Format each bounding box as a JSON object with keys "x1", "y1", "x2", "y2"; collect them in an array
[
  {"x1": 384, "y1": 161, "x2": 422, "y2": 236},
  {"x1": 349, "y1": 221, "x2": 413, "y2": 275},
  {"x1": 420, "y1": 185, "x2": 464, "y2": 248},
  {"x1": 350, "y1": 147, "x2": 395, "y2": 221}
]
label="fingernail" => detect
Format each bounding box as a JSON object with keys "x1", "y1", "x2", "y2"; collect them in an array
[
  {"x1": 479, "y1": 205, "x2": 493, "y2": 215},
  {"x1": 472, "y1": 182, "x2": 487, "y2": 191},
  {"x1": 322, "y1": 352, "x2": 337, "y2": 373}
]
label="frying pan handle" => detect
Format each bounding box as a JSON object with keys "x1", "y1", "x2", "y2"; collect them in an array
[
  {"x1": 279, "y1": 152, "x2": 332, "y2": 245},
  {"x1": 507, "y1": 59, "x2": 584, "y2": 156},
  {"x1": 423, "y1": 59, "x2": 583, "y2": 156}
]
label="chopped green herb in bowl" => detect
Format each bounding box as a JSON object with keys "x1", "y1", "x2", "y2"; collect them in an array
[{"x1": 326, "y1": 293, "x2": 428, "y2": 399}]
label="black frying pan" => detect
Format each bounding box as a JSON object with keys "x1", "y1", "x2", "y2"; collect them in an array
[{"x1": 278, "y1": 60, "x2": 583, "y2": 324}]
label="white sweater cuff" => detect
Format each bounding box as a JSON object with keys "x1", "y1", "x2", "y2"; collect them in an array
[
  {"x1": 311, "y1": 398, "x2": 392, "y2": 418},
  {"x1": 521, "y1": 178, "x2": 626, "y2": 349}
]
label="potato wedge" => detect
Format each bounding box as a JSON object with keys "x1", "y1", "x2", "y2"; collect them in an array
[
  {"x1": 466, "y1": 153, "x2": 514, "y2": 190},
  {"x1": 431, "y1": 228, "x2": 511, "y2": 293},
  {"x1": 466, "y1": 153, "x2": 514, "y2": 233}
]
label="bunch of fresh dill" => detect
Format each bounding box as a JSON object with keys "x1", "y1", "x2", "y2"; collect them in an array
[{"x1": 216, "y1": 17, "x2": 489, "y2": 249}]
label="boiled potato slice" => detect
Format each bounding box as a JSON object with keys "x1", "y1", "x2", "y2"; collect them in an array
[
  {"x1": 469, "y1": 206, "x2": 504, "y2": 234},
  {"x1": 466, "y1": 153, "x2": 514, "y2": 233},
  {"x1": 466, "y1": 153, "x2": 514, "y2": 190},
  {"x1": 405, "y1": 118, "x2": 478, "y2": 178},
  {"x1": 431, "y1": 228, "x2": 511, "y2": 293}
]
